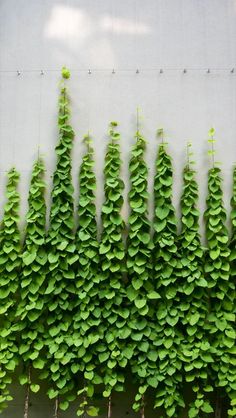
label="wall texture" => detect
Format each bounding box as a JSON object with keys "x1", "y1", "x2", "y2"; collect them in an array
[{"x1": 0, "y1": 0, "x2": 236, "y2": 416}]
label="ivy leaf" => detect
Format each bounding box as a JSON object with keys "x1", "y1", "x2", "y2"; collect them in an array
[
  {"x1": 138, "y1": 232, "x2": 150, "y2": 244},
  {"x1": 22, "y1": 251, "x2": 36, "y2": 265},
  {"x1": 30, "y1": 384, "x2": 40, "y2": 393},
  {"x1": 156, "y1": 206, "x2": 169, "y2": 220},
  {"x1": 201, "y1": 402, "x2": 214, "y2": 413},
  {"x1": 59, "y1": 401, "x2": 69, "y2": 411},
  {"x1": 134, "y1": 299, "x2": 146, "y2": 309},
  {"x1": 87, "y1": 406, "x2": 99, "y2": 416},
  {"x1": 189, "y1": 313, "x2": 200, "y2": 326},
  {"x1": 225, "y1": 329, "x2": 236, "y2": 339}
]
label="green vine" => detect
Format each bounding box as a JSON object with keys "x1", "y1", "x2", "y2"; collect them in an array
[
  {"x1": 179, "y1": 143, "x2": 213, "y2": 417},
  {"x1": 0, "y1": 73, "x2": 235, "y2": 418},
  {"x1": 0, "y1": 168, "x2": 20, "y2": 412},
  {"x1": 231, "y1": 166, "x2": 236, "y2": 243},
  {"x1": 17, "y1": 158, "x2": 47, "y2": 417},
  {"x1": 152, "y1": 139, "x2": 184, "y2": 417},
  {"x1": 98, "y1": 121, "x2": 126, "y2": 409},
  {"x1": 41, "y1": 67, "x2": 78, "y2": 413},
  {"x1": 228, "y1": 165, "x2": 236, "y2": 416},
  {"x1": 204, "y1": 130, "x2": 235, "y2": 416},
  {"x1": 125, "y1": 130, "x2": 154, "y2": 415},
  {"x1": 72, "y1": 135, "x2": 100, "y2": 417}
]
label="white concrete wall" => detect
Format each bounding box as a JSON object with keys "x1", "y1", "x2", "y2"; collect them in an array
[{"x1": 0, "y1": 0, "x2": 236, "y2": 416}]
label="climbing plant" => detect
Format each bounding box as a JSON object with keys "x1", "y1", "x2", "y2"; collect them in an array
[
  {"x1": 125, "y1": 130, "x2": 154, "y2": 415},
  {"x1": 228, "y1": 165, "x2": 236, "y2": 416},
  {"x1": 152, "y1": 133, "x2": 184, "y2": 418},
  {"x1": 97, "y1": 121, "x2": 126, "y2": 414},
  {"x1": 17, "y1": 158, "x2": 47, "y2": 418},
  {"x1": 0, "y1": 65, "x2": 235, "y2": 418},
  {"x1": 72, "y1": 134, "x2": 100, "y2": 417},
  {"x1": 230, "y1": 166, "x2": 236, "y2": 249},
  {"x1": 204, "y1": 129, "x2": 235, "y2": 416},
  {"x1": 178, "y1": 143, "x2": 213, "y2": 418},
  {"x1": 0, "y1": 168, "x2": 21, "y2": 412},
  {"x1": 41, "y1": 67, "x2": 78, "y2": 415}
]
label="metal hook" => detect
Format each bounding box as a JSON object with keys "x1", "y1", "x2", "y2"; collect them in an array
[
  {"x1": 17, "y1": 70, "x2": 21, "y2": 76},
  {"x1": 207, "y1": 68, "x2": 210, "y2": 73},
  {"x1": 88, "y1": 69, "x2": 92, "y2": 75},
  {"x1": 183, "y1": 68, "x2": 187, "y2": 73},
  {"x1": 160, "y1": 68, "x2": 163, "y2": 74},
  {"x1": 40, "y1": 70, "x2": 44, "y2": 76},
  {"x1": 136, "y1": 69, "x2": 139, "y2": 74},
  {"x1": 112, "y1": 68, "x2": 115, "y2": 74},
  {"x1": 231, "y1": 68, "x2": 235, "y2": 73}
]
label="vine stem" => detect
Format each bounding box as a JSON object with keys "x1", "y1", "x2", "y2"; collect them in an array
[
  {"x1": 107, "y1": 395, "x2": 112, "y2": 418},
  {"x1": 136, "y1": 106, "x2": 140, "y2": 133},
  {"x1": 86, "y1": 131, "x2": 91, "y2": 153},
  {"x1": 187, "y1": 142, "x2": 191, "y2": 169},
  {"x1": 23, "y1": 364, "x2": 31, "y2": 418},
  {"x1": 83, "y1": 383, "x2": 87, "y2": 418},
  {"x1": 211, "y1": 138, "x2": 215, "y2": 168},
  {"x1": 141, "y1": 395, "x2": 145, "y2": 418},
  {"x1": 53, "y1": 396, "x2": 59, "y2": 418},
  {"x1": 215, "y1": 390, "x2": 221, "y2": 418},
  {"x1": 157, "y1": 127, "x2": 164, "y2": 144}
]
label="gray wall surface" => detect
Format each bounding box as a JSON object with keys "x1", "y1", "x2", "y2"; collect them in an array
[{"x1": 0, "y1": 0, "x2": 236, "y2": 417}]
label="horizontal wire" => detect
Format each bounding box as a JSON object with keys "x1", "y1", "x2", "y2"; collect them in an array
[{"x1": 0, "y1": 67, "x2": 235, "y2": 74}]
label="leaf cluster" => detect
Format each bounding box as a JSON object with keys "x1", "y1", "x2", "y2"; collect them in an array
[
  {"x1": 204, "y1": 168, "x2": 236, "y2": 416},
  {"x1": 179, "y1": 165, "x2": 213, "y2": 417},
  {"x1": 152, "y1": 144, "x2": 184, "y2": 417},
  {"x1": 41, "y1": 78, "x2": 78, "y2": 408},
  {"x1": 125, "y1": 131, "x2": 154, "y2": 411},
  {"x1": 0, "y1": 168, "x2": 20, "y2": 411},
  {"x1": 17, "y1": 159, "x2": 47, "y2": 394},
  {"x1": 96, "y1": 122, "x2": 126, "y2": 399}
]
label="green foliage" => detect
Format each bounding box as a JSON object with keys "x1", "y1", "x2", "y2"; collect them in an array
[
  {"x1": 0, "y1": 168, "x2": 20, "y2": 412},
  {"x1": 98, "y1": 121, "x2": 126, "y2": 398},
  {"x1": 0, "y1": 76, "x2": 235, "y2": 418},
  {"x1": 61, "y1": 66, "x2": 71, "y2": 79},
  {"x1": 125, "y1": 131, "x2": 153, "y2": 411},
  {"x1": 17, "y1": 158, "x2": 47, "y2": 393},
  {"x1": 227, "y1": 165, "x2": 236, "y2": 415},
  {"x1": 178, "y1": 147, "x2": 213, "y2": 417},
  {"x1": 72, "y1": 135, "x2": 100, "y2": 416},
  {"x1": 42, "y1": 71, "x2": 77, "y2": 407},
  {"x1": 204, "y1": 165, "x2": 235, "y2": 413},
  {"x1": 152, "y1": 143, "x2": 184, "y2": 417},
  {"x1": 230, "y1": 166, "x2": 236, "y2": 271}
]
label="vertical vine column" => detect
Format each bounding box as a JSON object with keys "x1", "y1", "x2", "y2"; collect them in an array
[
  {"x1": 0, "y1": 168, "x2": 21, "y2": 412},
  {"x1": 228, "y1": 165, "x2": 236, "y2": 417},
  {"x1": 73, "y1": 135, "x2": 100, "y2": 418},
  {"x1": 99, "y1": 122, "x2": 126, "y2": 414},
  {"x1": 125, "y1": 130, "x2": 154, "y2": 415},
  {"x1": 17, "y1": 158, "x2": 47, "y2": 418},
  {"x1": 204, "y1": 130, "x2": 235, "y2": 416},
  {"x1": 152, "y1": 139, "x2": 184, "y2": 417},
  {"x1": 179, "y1": 144, "x2": 213, "y2": 417},
  {"x1": 43, "y1": 67, "x2": 78, "y2": 414}
]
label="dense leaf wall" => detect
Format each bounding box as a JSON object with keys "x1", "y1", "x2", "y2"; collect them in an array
[{"x1": 0, "y1": 70, "x2": 235, "y2": 418}]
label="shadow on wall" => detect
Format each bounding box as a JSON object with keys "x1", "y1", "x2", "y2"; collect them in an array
[
  {"x1": 2, "y1": 0, "x2": 236, "y2": 71},
  {"x1": 43, "y1": 1, "x2": 152, "y2": 69}
]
